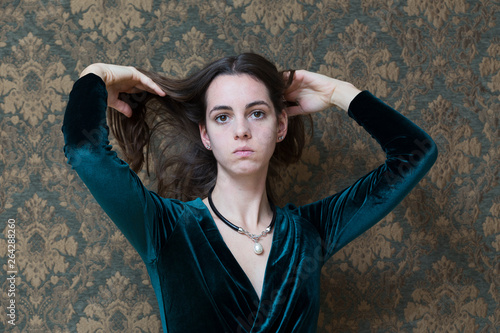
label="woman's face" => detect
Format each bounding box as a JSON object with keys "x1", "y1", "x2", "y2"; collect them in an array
[{"x1": 199, "y1": 74, "x2": 287, "y2": 179}]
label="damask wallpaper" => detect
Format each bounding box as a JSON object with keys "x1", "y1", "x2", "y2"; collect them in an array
[{"x1": 0, "y1": 0, "x2": 498, "y2": 332}]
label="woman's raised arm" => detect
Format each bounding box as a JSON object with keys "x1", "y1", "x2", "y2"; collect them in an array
[
  {"x1": 62, "y1": 67, "x2": 179, "y2": 263},
  {"x1": 285, "y1": 70, "x2": 437, "y2": 261}
]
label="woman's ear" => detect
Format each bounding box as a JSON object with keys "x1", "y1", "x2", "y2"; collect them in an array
[
  {"x1": 277, "y1": 110, "x2": 288, "y2": 142},
  {"x1": 199, "y1": 123, "x2": 211, "y2": 150}
]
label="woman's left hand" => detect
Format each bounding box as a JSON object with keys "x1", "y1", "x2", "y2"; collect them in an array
[
  {"x1": 283, "y1": 70, "x2": 361, "y2": 115},
  {"x1": 80, "y1": 63, "x2": 165, "y2": 117}
]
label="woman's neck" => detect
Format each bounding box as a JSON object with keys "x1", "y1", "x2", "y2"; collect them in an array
[{"x1": 207, "y1": 176, "x2": 273, "y2": 233}]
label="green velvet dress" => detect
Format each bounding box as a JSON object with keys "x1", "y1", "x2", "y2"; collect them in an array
[{"x1": 63, "y1": 74, "x2": 437, "y2": 332}]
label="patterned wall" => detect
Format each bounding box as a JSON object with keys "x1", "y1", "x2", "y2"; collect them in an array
[{"x1": 0, "y1": 0, "x2": 498, "y2": 332}]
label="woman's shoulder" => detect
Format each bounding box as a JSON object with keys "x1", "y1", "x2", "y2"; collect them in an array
[{"x1": 277, "y1": 202, "x2": 313, "y2": 220}]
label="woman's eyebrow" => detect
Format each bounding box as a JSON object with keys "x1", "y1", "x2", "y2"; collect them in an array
[
  {"x1": 246, "y1": 100, "x2": 270, "y2": 109},
  {"x1": 209, "y1": 101, "x2": 270, "y2": 114},
  {"x1": 209, "y1": 105, "x2": 232, "y2": 114}
]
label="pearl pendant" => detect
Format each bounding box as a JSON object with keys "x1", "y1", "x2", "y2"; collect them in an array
[{"x1": 254, "y1": 242, "x2": 263, "y2": 255}]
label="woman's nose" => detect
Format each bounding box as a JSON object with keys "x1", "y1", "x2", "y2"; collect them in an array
[{"x1": 234, "y1": 118, "x2": 251, "y2": 139}]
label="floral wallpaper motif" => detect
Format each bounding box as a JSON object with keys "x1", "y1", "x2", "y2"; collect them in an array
[
  {"x1": 0, "y1": 0, "x2": 498, "y2": 332},
  {"x1": 1, "y1": 33, "x2": 72, "y2": 126},
  {"x1": 76, "y1": 271, "x2": 161, "y2": 333},
  {"x1": 319, "y1": 19, "x2": 399, "y2": 98},
  {"x1": 71, "y1": 0, "x2": 154, "y2": 43}
]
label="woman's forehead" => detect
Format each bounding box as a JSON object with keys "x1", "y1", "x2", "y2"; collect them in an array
[{"x1": 206, "y1": 74, "x2": 271, "y2": 105}]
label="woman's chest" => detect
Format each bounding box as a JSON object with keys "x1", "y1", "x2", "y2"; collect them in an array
[
  {"x1": 156, "y1": 210, "x2": 324, "y2": 330},
  {"x1": 215, "y1": 221, "x2": 275, "y2": 299}
]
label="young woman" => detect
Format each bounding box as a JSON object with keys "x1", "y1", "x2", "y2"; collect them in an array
[{"x1": 63, "y1": 53, "x2": 437, "y2": 332}]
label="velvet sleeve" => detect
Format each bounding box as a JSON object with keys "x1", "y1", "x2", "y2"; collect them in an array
[
  {"x1": 294, "y1": 91, "x2": 438, "y2": 262},
  {"x1": 62, "y1": 73, "x2": 182, "y2": 263}
]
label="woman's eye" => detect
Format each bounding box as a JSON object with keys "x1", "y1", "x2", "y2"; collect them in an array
[
  {"x1": 252, "y1": 111, "x2": 264, "y2": 119},
  {"x1": 215, "y1": 114, "x2": 228, "y2": 123}
]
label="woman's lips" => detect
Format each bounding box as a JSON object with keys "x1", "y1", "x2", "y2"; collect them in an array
[{"x1": 234, "y1": 148, "x2": 254, "y2": 157}]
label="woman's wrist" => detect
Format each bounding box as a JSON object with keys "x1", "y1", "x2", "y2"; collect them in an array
[
  {"x1": 80, "y1": 63, "x2": 106, "y2": 81},
  {"x1": 330, "y1": 83, "x2": 362, "y2": 112}
]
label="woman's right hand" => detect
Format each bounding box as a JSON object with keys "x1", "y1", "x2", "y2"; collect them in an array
[
  {"x1": 80, "y1": 63, "x2": 166, "y2": 117},
  {"x1": 284, "y1": 70, "x2": 361, "y2": 115}
]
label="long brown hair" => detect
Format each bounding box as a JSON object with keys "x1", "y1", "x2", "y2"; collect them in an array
[{"x1": 108, "y1": 53, "x2": 310, "y2": 202}]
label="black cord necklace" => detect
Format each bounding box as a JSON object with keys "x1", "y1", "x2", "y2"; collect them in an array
[{"x1": 208, "y1": 186, "x2": 276, "y2": 255}]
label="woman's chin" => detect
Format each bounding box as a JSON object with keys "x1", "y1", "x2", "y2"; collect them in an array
[{"x1": 222, "y1": 161, "x2": 268, "y2": 179}]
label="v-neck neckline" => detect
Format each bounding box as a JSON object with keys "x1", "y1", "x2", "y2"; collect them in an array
[{"x1": 195, "y1": 198, "x2": 279, "y2": 304}]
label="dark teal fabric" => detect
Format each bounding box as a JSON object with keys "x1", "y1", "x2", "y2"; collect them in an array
[{"x1": 62, "y1": 73, "x2": 437, "y2": 333}]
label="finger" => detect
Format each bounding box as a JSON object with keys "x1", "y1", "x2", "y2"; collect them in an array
[
  {"x1": 111, "y1": 99, "x2": 133, "y2": 118},
  {"x1": 114, "y1": 79, "x2": 165, "y2": 96},
  {"x1": 136, "y1": 72, "x2": 166, "y2": 97},
  {"x1": 282, "y1": 70, "x2": 293, "y2": 84},
  {"x1": 285, "y1": 102, "x2": 305, "y2": 116},
  {"x1": 285, "y1": 106, "x2": 302, "y2": 116}
]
